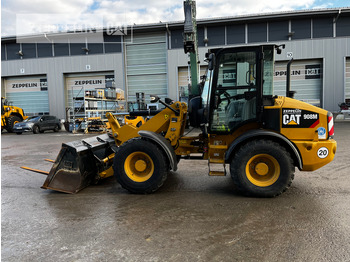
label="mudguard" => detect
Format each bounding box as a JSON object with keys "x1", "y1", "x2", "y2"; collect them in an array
[
  {"x1": 225, "y1": 129, "x2": 303, "y2": 170},
  {"x1": 138, "y1": 130, "x2": 178, "y2": 171}
]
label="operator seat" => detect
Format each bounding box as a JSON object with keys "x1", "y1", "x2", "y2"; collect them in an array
[{"x1": 242, "y1": 97, "x2": 256, "y2": 121}]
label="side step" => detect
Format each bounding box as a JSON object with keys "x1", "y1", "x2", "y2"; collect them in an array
[
  {"x1": 209, "y1": 170, "x2": 226, "y2": 176},
  {"x1": 208, "y1": 158, "x2": 226, "y2": 176}
]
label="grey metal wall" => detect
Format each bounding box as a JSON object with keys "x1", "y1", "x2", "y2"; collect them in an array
[
  {"x1": 1, "y1": 53, "x2": 123, "y2": 119},
  {"x1": 281, "y1": 38, "x2": 350, "y2": 111}
]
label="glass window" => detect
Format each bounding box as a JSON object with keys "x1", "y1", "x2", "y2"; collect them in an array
[
  {"x1": 262, "y1": 47, "x2": 274, "y2": 96},
  {"x1": 269, "y1": 21, "x2": 289, "y2": 41},
  {"x1": 248, "y1": 23, "x2": 267, "y2": 43},
  {"x1": 54, "y1": 43, "x2": 69, "y2": 57},
  {"x1": 197, "y1": 27, "x2": 205, "y2": 47},
  {"x1": 6, "y1": 43, "x2": 21, "y2": 60},
  {"x1": 207, "y1": 26, "x2": 225, "y2": 46},
  {"x1": 201, "y1": 69, "x2": 213, "y2": 106},
  {"x1": 170, "y1": 29, "x2": 183, "y2": 49},
  {"x1": 313, "y1": 17, "x2": 333, "y2": 38},
  {"x1": 291, "y1": 19, "x2": 311, "y2": 40},
  {"x1": 1, "y1": 44, "x2": 6, "y2": 60},
  {"x1": 227, "y1": 24, "x2": 245, "y2": 45},
  {"x1": 22, "y1": 43, "x2": 37, "y2": 59},
  {"x1": 337, "y1": 15, "x2": 350, "y2": 37},
  {"x1": 87, "y1": 43, "x2": 103, "y2": 54},
  {"x1": 104, "y1": 43, "x2": 121, "y2": 53},
  {"x1": 70, "y1": 43, "x2": 86, "y2": 56},
  {"x1": 37, "y1": 43, "x2": 53, "y2": 58},
  {"x1": 210, "y1": 51, "x2": 257, "y2": 133}
]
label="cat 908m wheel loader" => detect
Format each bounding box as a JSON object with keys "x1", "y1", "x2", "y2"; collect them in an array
[
  {"x1": 21, "y1": 1, "x2": 336, "y2": 197},
  {"x1": 22, "y1": 44, "x2": 337, "y2": 197}
]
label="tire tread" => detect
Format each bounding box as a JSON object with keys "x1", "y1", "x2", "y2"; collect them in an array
[
  {"x1": 114, "y1": 138, "x2": 168, "y2": 194},
  {"x1": 231, "y1": 139, "x2": 294, "y2": 197}
]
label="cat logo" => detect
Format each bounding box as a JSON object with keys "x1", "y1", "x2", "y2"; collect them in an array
[
  {"x1": 282, "y1": 109, "x2": 301, "y2": 126},
  {"x1": 282, "y1": 108, "x2": 320, "y2": 128},
  {"x1": 283, "y1": 115, "x2": 301, "y2": 125}
]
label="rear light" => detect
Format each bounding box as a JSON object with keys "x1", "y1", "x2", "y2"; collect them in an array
[{"x1": 327, "y1": 112, "x2": 334, "y2": 138}]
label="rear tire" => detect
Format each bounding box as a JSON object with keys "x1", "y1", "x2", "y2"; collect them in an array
[
  {"x1": 113, "y1": 138, "x2": 169, "y2": 194},
  {"x1": 7, "y1": 116, "x2": 21, "y2": 133},
  {"x1": 230, "y1": 139, "x2": 294, "y2": 197},
  {"x1": 54, "y1": 124, "x2": 60, "y2": 132}
]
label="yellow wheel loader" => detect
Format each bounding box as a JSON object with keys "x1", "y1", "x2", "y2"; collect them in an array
[
  {"x1": 22, "y1": 44, "x2": 336, "y2": 197},
  {"x1": 1, "y1": 97, "x2": 28, "y2": 133},
  {"x1": 21, "y1": 1, "x2": 336, "y2": 197}
]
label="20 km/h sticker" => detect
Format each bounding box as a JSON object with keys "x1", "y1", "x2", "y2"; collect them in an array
[{"x1": 317, "y1": 147, "x2": 329, "y2": 159}]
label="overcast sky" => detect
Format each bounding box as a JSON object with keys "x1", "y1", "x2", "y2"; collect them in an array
[{"x1": 1, "y1": 0, "x2": 350, "y2": 37}]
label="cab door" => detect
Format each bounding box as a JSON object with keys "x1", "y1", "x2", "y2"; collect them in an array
[
  {"x1": 40, "y1": 116, "x2": 50, "y2": 130},
  {"x1": 208, "y1": 47, "x2": 263, "y2": 134}
]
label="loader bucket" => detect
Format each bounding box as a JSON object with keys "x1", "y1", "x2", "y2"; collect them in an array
[{"x1": 42, "y1": 134, "x2": 116, "y2": 194}]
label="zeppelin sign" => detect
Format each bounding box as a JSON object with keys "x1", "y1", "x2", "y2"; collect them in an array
[{"x1": 275, "y1": 64, "x2": 321, "y2": 79}]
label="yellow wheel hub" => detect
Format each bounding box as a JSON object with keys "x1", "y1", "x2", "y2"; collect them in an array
[
  {"x1": 124, "y1": 152, "x2": 154, "y2": 182},
  {"x1": 135, "y1": 160, "x2": 147, "y2": 172},
  {"x1": 246, "y1": 154, "x2": 280, "y2": 187},
  {"x1": 255, "y1": 162, "x2": 269, "y2": 176}
]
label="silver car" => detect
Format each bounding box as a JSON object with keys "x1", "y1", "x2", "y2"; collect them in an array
[{"x1": 14, "y1": 115, "x2": 61, "y2": 134}]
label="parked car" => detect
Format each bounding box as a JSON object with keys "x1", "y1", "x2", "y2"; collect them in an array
[{"x1": 14, "y1": 115, "x2": 61, "y2": 134}]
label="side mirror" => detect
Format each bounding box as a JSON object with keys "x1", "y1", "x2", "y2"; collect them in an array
[
  {"x1": 208, "y1": 53, "x2": 216, "y2": 71},
  {"x1": 150, "y1": 95, "x2": 160, "y2": 103},
  {"x1": 275, "y1": 44, "x2": 285, "y2": 55},
  {"x1": 164, "y1": 98, "x2": 174, "y2": 105}
]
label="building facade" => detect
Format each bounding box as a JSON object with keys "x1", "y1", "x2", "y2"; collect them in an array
[{"x1": 1, "y1": 8, "x2": 350, "y2": 119}]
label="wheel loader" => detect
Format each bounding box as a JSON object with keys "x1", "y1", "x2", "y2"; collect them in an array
[
  {"x1": 22, "y1": 44, "x2": 337, "y2": 197},
  {"x1": 1, "y1": 97, "x2": 28, "y2": 133},
  {"x1": 21, "y1": 1, "x2": 336, "y2": 197}
]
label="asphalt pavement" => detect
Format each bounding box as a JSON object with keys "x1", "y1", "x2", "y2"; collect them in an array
[{"x1": 1, "y1": 122, "x2": 350, "y2": 261}]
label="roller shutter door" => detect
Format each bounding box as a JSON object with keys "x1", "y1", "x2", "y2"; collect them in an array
[
  {"x1": 178, "y1": 66, "x2": 207, "y2": 97},
  {"x1": 274, "y1": 60, "x2": 323, "y2": 107},
  {"x1": 5, "y1": 76, "x2": 49, "y2": 116},
  {"x1": 125, "y1": 33, "x2": 167, "y2": 102},
  {"x1": 346, "y1": 58, "x2": 350, "y2": 101}
]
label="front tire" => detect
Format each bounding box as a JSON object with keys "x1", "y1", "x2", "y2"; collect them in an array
[
  {"x1": 113, "y1": 138, "x2": 169, "y2": 194},
  {"x1": 33, "y1": 125, "x2": 40, "y2": 134},
  {"x1": 230, "y1": 140, "x2": 294, "y2": 197},
  {"x1": 7, "y1": 116, "x2": 21, "y2": 133}
]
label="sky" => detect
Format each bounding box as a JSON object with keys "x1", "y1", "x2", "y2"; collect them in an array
[{"x1": 1, "y1": 0, "x2": 350, "y2": 37}]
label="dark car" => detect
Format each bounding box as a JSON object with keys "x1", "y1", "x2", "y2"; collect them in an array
[{"x1": 14, "y1": 115, "x2": 61, "y2": 134}]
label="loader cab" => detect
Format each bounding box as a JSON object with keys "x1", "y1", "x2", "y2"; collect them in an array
[{"x1": 202, "y1": 45, "x2": 275, "y2": 133}]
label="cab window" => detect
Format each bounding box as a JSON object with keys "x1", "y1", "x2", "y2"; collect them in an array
[{"x1": 210, "y1": 51, "x2": 257, "y2": 133}]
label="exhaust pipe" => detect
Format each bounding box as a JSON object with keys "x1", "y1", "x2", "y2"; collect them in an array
[{"x1": 286, "y1": 58, "x2": 296, "y2": 98}]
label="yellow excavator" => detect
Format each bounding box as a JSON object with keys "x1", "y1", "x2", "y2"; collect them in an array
[{"x1": 22, "y1": 1, "x2": 337, "y2": 197}]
